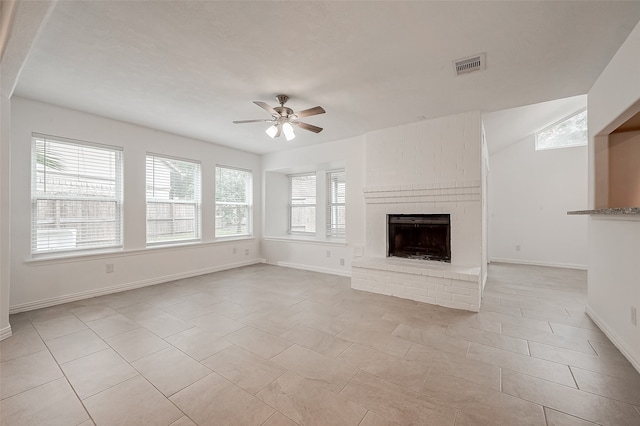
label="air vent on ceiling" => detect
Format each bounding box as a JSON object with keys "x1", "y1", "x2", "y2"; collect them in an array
[{"x1": 454, "y1": 53, "x2": 486, "y2": 76}]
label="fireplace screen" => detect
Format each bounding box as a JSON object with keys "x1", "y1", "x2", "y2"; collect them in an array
[{"x1": 387, "y1": 214, "x2": 451, "y2": 262}]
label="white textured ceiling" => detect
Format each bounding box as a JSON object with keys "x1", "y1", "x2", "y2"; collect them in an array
[{"x1": 14, "y1": 1, "x2": 640, "y2": 154}]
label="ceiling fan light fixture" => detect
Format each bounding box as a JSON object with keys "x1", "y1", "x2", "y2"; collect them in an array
[
  {"x1": 235, "y1": 95, "x2": 325, "y2": 140},
  {"x1": 265, "y1": 124, "x2": 278, "y2": 138},
  {"x1": 282, "y1": 122, "x2": 295, "y2": 141}
]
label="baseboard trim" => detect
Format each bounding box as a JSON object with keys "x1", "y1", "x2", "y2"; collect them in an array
[
  {"x1": 9, "y1": 259, "x2": 265, "y2": 314},
  {"x1": 489, "y1": 257, "x2": 587, "y2": 270},
  {"x1": 275, "y1": 261, "x2": 352, "y2": 278},
  {"x1": 585, "y1": 305, "x2": 640, "y2": 374},
  {"x1": 0, "y1": 325, "x2": 12, "y2": 341}
]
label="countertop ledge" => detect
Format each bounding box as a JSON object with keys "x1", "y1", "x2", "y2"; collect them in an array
[{"x1": 567, "y1": 207, "x2": 640, "y2": 215}]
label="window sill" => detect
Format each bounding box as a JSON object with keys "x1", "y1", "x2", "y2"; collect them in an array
[
  {"x1": 25, "y1": 237, "x2": 256, "y2": 265},
  {"x1": 263, "y1": 235, "x2": 348, "y2": 246}
]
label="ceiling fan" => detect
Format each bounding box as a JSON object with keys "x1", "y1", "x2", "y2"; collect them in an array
[{"x1": 233, "y1": 95, "x2": 325, "y2": 141}]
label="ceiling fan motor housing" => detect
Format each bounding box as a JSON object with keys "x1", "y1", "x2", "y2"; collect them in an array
[{"x1": 274, "y1": 106, "x2": 294, "y2": 119}]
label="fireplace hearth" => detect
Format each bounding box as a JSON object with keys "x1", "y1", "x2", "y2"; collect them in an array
[{"x1": 387, "y1": 214, "x2": 451, "y2": 262}]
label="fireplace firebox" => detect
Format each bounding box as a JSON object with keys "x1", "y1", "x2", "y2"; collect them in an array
[{"x1": 387, "y1": 214, "x2": 451, "y2": 262}]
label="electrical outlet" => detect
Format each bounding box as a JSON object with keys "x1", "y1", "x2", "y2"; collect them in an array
[
  {"x1": 106, "y1": 264, "x2": 114, "y2": 273},
  {"x1": 631, "y1": 306, "x2": 637, "y2": 326},
  {"x1": 340, "y1": 258, "x2": 345, "y2": 266},
  {"x1": 515, "y1": 245, "x2": 521, "y2": 252},
  {"x1": 326, "y1": 250, "x2": 331, "y2": 258},
  {"x1": 245, "y1": 249, "x2": 249, "y2": 255}
]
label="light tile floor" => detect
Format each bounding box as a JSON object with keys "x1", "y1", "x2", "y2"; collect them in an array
[{"x1": 1, "y1": 263, "x2": 640, "y2": 426}]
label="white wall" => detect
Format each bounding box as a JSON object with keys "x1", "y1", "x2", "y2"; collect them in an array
[
  {"x1": 9, "y1": 97, "x2": 263, "y2": 311},
  {"x1": 489, "y1": 135, "x2": 588, "y2": 269},
  {"x1": 586, "y1": 20, "x2": 640, "y2": 372},
  {"x1": 0, "y1": 80, "x2": 11, "y2": 339},
  {"x1": 1, "y1": 0, "x2": 56, "y2": 339},
  {"x1": 261, "y1": 136, "x2": 365, "y2": 276},
  {"x1": 481, "y1": 127, "x2": 489, "y2": 288}
]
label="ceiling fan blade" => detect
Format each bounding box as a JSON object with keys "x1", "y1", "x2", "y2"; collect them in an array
[
  {"x1": 254, "y1": 101, "x2": 278, "y2": 116},
  {"x1": 294, "y1": 106, "x2": 325, "y2": 118},
  {"x1": 292, "y1": 121, "x2": 323, "y2": 133},
  {"x1": 233, "y1": 119, "x2": 274, "y2": 124}
]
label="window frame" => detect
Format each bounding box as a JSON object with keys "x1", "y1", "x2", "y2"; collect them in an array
[
  {"x1": 145, "y1": 153, "x2": 202, "y2": 246},
  {"x1": 535, "y1": 108, "x2": 588, "y2": 151},
  {"x1": 31, "y1": 133, "x2": 123, "y2": 256},
  {"x1": 326, "y1": 169, "x2": 346, "y2": 239},
  {"x1": 215, "y1": 165, "x2": 253, "y2": 238},
  {"x1": 288, "y1": 172, "x2": 317, "y2": 235}
]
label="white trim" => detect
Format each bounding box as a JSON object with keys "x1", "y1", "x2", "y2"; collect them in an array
[
  {"x1": 9, "y1": 258, "x2": 265, "y2": 314},
  {"x1": 25, "y1": 237, "x2": 256, "y2": 265},
  {"x1": 489, "y1": 257, "x2": 587, "y2": 270},
  {"x1": 0, "y1": 325, "x2": 12, "y2": 341},
  {"x1": 263, "y1": 236, "x2": 347, "y2": 247},
  {"x1": 586, "y1": 305, "x2": 640, "y2": 374},
  {"x1": 275, "y1": 261, "x2": 351, "y2": 278}
]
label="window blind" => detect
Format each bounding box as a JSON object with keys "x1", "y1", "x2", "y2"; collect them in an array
[
  {"x1": 215, "y1": 166, "x2": 252, "y2": 237},
  {"x1": 146, "y1": 154, "x2": 201, "y2": 245},
  {"x1": 327, "y1": 170, "x2": 346, "y2": 238},
  {"x1": 289, "y1": 173, "x2": 316, "y2": 234},
  {"x1": 31, "y1": 134, "x2": 123, "y2": 254}
]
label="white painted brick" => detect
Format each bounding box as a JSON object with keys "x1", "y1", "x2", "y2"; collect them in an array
[
  {"x1": 444, "y1": 286, "x2": 471, "y2": 295},
  {"x1": 430, "y1": 277, "x2": 452, "y2": 286},
  {"x1": 433, "y1": 291, "x2": 453, "y2": 301},
  {"x1": 453, "y1": 293, "x2": 479, "y2": 305}
]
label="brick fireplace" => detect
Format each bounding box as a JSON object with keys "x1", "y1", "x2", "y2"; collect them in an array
[{"x1": 351, "y1": 112, "x2": 486, "y2": 312}]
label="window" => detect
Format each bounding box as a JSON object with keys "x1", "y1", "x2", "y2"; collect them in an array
[
  {"x1": 31, "y1": 134, "x2": 123, "y2": 254},
  {"x1": 535, "y1": 108, "x2": 587, "y2": 150},
  {"x1": 146, "y1": 154, "x2": 201, "y2": 245},
  {"x1": 327, "y1": 170, "x2": 346, "y2": 238},
  {"x1": 215, "y1": 166, "x2": 252, "y2": 237},
  {"x1": 289, "y1": 173, "x2": 316, "y2": 234}
]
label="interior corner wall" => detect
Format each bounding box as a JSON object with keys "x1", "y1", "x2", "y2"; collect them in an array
[
  {"x1": 0, "y1": 88, "x2": 11, "y2": 339},
  {"x1": 488, "y1": 135, "x2": 588, "y2": 269},
  {"x1": 587, "y1": 19, "x2": 640, "y2": 372},
  {"x1": 261, "y1": 136, "x2": 365, "y2": 276},
  {"x1": 481, "y1": 126, "x2": 489, "y2": 289},
  {"x1": 9, "y1": 97, "x2": 263, "y2": 312}
]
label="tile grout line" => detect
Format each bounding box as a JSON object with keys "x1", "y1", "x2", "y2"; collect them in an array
[
  {"x1": 72, "y1": 309, "x2": 201, "y2": 424},
  {"x1": 32, "y1": 317, "x2": 97, "y2": 426}
]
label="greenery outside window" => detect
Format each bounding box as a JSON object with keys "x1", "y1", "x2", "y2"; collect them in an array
[
  {"x1": 289, "y1": 173, "x2": 316, "y2": 234},
  {"x1": 535, "y1": 108, "x2": 587, "y2": 150},
  {"x1": 31, "y1": 134, "x2": 123, "y2": 254},
  {"x1": 215, "y1": 166, "x2": 252, "y2": 237},
  {"x1": 146, "y1": 154, "x2": 201, "y2": 245},
  {"x1": 327, "y1": 170, "x2": 346, "y2": 238}
]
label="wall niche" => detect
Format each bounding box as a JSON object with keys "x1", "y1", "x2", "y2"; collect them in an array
[{"x1": 595, "y1": 106, "x2": 640, "y2": 209}]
